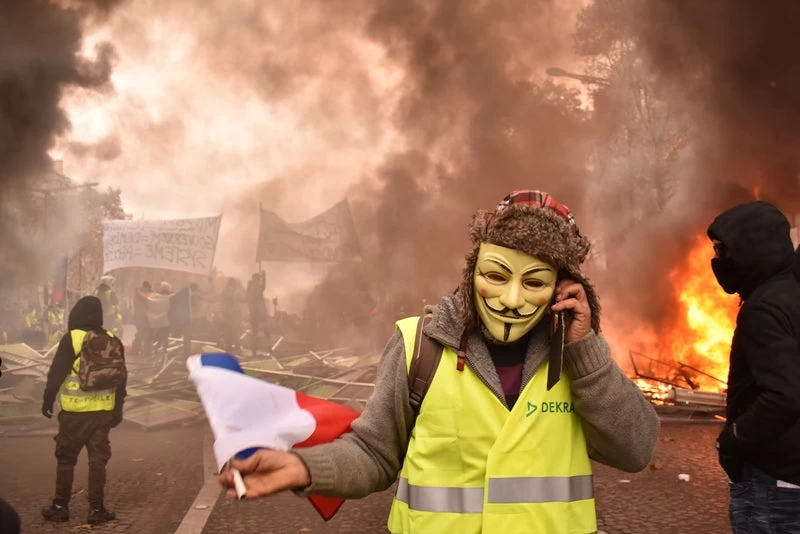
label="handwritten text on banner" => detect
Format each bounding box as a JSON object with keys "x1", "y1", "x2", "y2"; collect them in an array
[{"x1": 102, "y1": 216, "x2": 221, "y2": 275}]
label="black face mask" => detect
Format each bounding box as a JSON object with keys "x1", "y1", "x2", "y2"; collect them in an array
[{"x1": 711, "y1": 257, "x2": 739, "y2": 294}]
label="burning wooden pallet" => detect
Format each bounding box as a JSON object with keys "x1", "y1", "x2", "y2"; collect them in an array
[{"x1": 629, "y1": 350, "x2": 727, "y2": 420}]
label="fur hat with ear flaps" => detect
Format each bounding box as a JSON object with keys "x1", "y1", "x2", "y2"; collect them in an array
[{"x1": 457, "y1": 190, "x2": 601, "y2": 334}]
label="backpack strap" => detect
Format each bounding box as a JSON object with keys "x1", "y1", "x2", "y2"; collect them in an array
[{"x1": 408, "y1": 314, "x2": 444, "y2": 416}]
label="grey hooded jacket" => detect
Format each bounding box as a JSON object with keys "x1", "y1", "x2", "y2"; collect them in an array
[{"x1": 295, "y1": 294, "x2": 659, "y2": 498}]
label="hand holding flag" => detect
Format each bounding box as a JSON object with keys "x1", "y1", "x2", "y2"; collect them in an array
[
  {"x1": 221, "y1": 448, "x2": 311, "y2": 498},
  {"x1": 186, "y1": 353, "x2": 360, "y2": 520}
]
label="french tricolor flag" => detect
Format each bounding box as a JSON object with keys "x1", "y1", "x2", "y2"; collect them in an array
[{"x1": 186, "y1": 353, "x2": 359, "y2": 521}]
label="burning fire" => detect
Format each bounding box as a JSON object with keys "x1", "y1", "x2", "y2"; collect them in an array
[
  {"x1": 622, "y1": 234, "x2": 739, "y2": 393},
  {"x1": 668, "y1": 234, "x2": 739, "y2": 388}
]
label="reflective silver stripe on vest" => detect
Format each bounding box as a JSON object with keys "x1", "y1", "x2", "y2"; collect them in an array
[
  {"x1": 62, "y1": 376, "x2": 113, "y2": 398},
  {"x1": 396, "y1": 478, "x2": 483, "y2": 513},
  {"x1": 396, "y1": 475, "x2": 593, "y2": 513},
  {"x1": 488, "y1": 475, "x2": 594, "y2": 504}
]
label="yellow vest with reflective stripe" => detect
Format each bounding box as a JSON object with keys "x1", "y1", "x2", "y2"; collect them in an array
[
  {"x1": 59, "y1": 330, "x2": 116, "y2": 413},
  {"x1": 388, "y1": 317, "x2": 596, "y2": 534}
]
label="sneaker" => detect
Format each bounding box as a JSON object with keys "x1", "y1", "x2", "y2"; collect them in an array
[
  {"x1": 41, "y1": 503, "x2": 69, "y2": 522},
  {"x1": 88, "y1": 507, "x2": 116, "y2": 525}
]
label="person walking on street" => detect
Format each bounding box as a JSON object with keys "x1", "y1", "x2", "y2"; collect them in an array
[
  {"x1": 247, "y1": 271, "x2": 269, "y2": 357},
  {"x1": 40, "y1": 296, "x2": 127, "y2": 526},
  {"x1": 220, "y1": 278, "x2": 242, "y2": 354},
  {"x1": 151, "y1": 281, "x2": 173, "y2": 355},
  {"x1": 707, "y1": 200, "x2": 800, "y2": 533},
  {"x1": 132, "y1": 280, "x2": 153, "y2": 357},
  {"x1": 220, "y1": 190, "x2": 660, "y2": 533},
  {"x1": 94, "y1": 275, "x2": 122, "y2": 338}
]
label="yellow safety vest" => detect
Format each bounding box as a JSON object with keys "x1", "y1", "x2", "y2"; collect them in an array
[
  {"x1": 388, "y1": 318, "x2": 596, "y2": 534},
  {"x1": 59, "y1": 330, "x2": 116, "y2": 413}
]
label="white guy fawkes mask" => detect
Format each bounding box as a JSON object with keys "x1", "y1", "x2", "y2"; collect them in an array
[{"x1": 473, "y1": 242, "x2": 557, "y2": 343}]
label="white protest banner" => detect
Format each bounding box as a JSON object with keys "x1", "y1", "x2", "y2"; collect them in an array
[
  {"x1": 257, "y1": 199, "x2": 361, "y2": 262},
  {"x1": 102, "y1": 216, "x2": 221, "y2": 275}
]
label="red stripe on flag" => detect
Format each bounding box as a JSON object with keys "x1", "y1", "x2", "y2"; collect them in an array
[
  {"x1": 293, "y1": 392, "x2": 360, "y2": 521},
  {"x1": 308, "y1": 495, "x2": 347, "y2": 522},
  {"x1": 293, "y1": 392, "x2": 359, "y2": 448}
]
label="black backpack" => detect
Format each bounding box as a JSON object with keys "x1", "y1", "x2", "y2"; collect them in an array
[{"x1": 407, "y1": 315, "x2": 444, "y2": 417}]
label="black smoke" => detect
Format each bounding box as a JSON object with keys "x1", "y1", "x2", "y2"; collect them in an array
[{"x1": 0, "y1": 0, "x2": 120, "y2": 285}]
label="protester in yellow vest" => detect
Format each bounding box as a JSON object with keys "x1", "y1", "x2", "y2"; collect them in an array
[
  {"x1": 40, "y1": 296, "x2": 127, "y2": 527},
  {"x1": 94, "y1": 275, "x2": 123, "y2": 338},
  {"x1": 220, "y1": 191, "x2": 660, "y2": 533},
  {"x1": 45, "y1": 303, "x2": 65, "y2": 349}
]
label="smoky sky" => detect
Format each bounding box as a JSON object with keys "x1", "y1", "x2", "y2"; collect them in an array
[
  {"x1": 0, "y1": 0, "x2": 119, "y2": 282},
  {"x1": 243, "y1": 1, "x2": 591, "y2": 321},
  {"x1": 55, "y1": 0, "x2": 800, "y2": 353},
  {"x1": 582, "y1": 0, "x2": 800, "y2": 331},
  {"x1": 639, "y1": 0, "x2": 800, "y2": 207},
  {"x1": 353, "y1": 1, "x2": 591, "y2": 307}
]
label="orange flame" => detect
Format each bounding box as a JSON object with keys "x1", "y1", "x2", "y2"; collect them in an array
[
  {"x1": 613, "y1": 235, "x2": 739, "y2": 392},
  {"x1": 665, "y1": 235, "x2": 739, "y2": 389}
]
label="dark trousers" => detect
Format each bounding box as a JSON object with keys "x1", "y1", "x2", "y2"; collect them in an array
[
  {"x1": 153, "y1": 327, "x2": 170, "y2": 352},
  {"x1": 222, "y1": 321, "x2": 239, "y2": 354},
  {"x1": 53, "y1": 411, "x2": 113, "y2": 509},
  {"x1": 729, "y1": 464, "x2": 800, "y2": 533},
  {"x1": 0, "y1": 498, "x2": 20, "y2": 534},
  {"x1": 132, "y1": 327, "x2": 152, "y2": 357}
]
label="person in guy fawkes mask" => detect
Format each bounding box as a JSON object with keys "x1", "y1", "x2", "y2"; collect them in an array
[
  {"x1": 218, "y1": 191, "x2": 659, "y2": 534},
  {"x1": 707, "y1": 200, "x2": 800, "y2": 533}
]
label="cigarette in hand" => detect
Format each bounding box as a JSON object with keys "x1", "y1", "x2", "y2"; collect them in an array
[{"x1": 231, "y1": 467, "x2": 247, "y2": 500}]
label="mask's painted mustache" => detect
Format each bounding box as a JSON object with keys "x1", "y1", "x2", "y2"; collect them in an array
[{"x1": 484, "y1": 299, "x2": 538, "y2": 318}]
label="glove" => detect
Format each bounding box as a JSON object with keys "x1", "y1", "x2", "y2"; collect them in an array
[
  {"x1": 42, "y1": 404, "x2": 53, "y2": 419},
  {"x1": 111, "y1": 410, "x2": 123, "y2": 428},
  {"x1": 717, "y1": 424, "x2": 743, "y2": 483}
]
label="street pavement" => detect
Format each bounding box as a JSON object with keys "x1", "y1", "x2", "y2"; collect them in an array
[
  {"x1": 0, "y1": 420, "x2": 204, "y2": 533},
  {"x1": 0, "y1": 419, "x2": 731, "y2": 533}
]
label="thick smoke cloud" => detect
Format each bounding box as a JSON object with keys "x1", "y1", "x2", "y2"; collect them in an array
[
  {"x1": 0, "y1": 0, "x2": 119, "y2": 283},
  {"x1": 304, "y1": 1, "x2": 593, "y2": 341},
  {"x1": 638, "y1": 0, "x2": 800, "y2": 208},
  {"x1": 353, "y1": 1, "x2": 591, "y2": 309},
  {"x1": 575, "y1": 0, "x2": 800, "y2": 377},
  {"x1": 56, "y1": 1, "x2": 588, "y2": 343}
]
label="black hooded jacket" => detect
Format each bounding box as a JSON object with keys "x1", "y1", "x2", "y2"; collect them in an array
[
  {"x1": 42, "y1": 296, "x2": 127, "y2": 413},
  {"x1": 794, "y1": 244, "x2": 800, "y2": 283},
  {"x1": 708, "y1": 201, "x2": 800, "y2": 484}
]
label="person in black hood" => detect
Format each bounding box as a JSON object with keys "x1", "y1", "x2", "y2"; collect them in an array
[
  {"x1": 707, "y1": 201, "x2": 800, "y2": 532},
  {"x1": 41, "y1": 296, "x2": 127, "y2": 526},
  {"x1": 794, "y1": 244, "x2": 800, "y2": 283}
]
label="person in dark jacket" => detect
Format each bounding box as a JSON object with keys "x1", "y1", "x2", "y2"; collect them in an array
[
  {"x1": 0, "y1": 360, "x2": 21, "y2": 534},
  {"x1": 220, "y1": 278, "x2": 242, "y2": 354},
  {"x1": 247, "y1": 272, "x2": 270, "y2": 357},
  {"x1": 0, "y1": 498, "x2": 20, "y2": 534},
  {"x1": 707, "y1": 201, "x2": 800, "y2": 532},
  {"x1": 40, "y1": 296, "x2": 127, "y2": 526},
  {"x1": 794, "y1": 244, "x2": 800, "y2": 282}
]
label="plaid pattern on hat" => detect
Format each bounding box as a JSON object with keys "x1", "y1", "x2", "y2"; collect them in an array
[{"x1": 485, "y1": 190, "x2": 579, "y2": 234}]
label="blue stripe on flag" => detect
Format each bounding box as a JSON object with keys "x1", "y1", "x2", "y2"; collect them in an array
[
  {"x1": 200, "y1": 353, "x2": 244, "y2": 374},
  {"x1": 198, "y1": 352, "x2": 259, "y2": 459}
]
